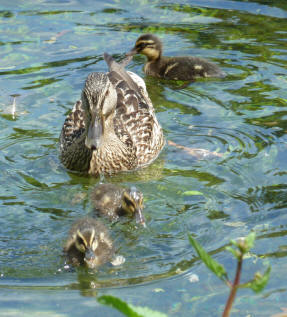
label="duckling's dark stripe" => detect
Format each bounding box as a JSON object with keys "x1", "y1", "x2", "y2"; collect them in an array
[
  {"x1": 136, "y1": 44, "x2": 155, "y2": 50},
  {"x1": 136, "y1": 40, "x2": 155, "y2": 49}
]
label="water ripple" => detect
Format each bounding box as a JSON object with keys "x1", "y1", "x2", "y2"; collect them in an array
[{"x1": 0, "y1": 2, "x2": 287, "y2": 315}]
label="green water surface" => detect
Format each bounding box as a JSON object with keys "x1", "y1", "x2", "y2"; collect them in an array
[{"x1": 1, "y1": 0, "x2": 287, "y2": 316}]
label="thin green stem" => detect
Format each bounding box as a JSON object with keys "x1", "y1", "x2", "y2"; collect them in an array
[{"x1": 222, "y1": 255, "x2": 243, "y2": 317}]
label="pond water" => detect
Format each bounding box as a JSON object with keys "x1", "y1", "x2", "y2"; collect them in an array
[{"x1": 1, "y1": 0, "x2": 287, "y2": 316}]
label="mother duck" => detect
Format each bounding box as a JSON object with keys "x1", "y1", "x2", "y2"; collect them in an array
[{"x1": 60, "y1": 53, "x2": 165, "y2": 175}]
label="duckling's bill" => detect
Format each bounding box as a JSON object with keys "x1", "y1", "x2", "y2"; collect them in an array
[
  {"x1": 84, "y1": 248, "x2": 97, "y2": 269},
  {"x1": 135, "y1": 208, "x2": 146, "y2": 227},
  {"x1": 126, "y1": 47, "x2": 138, "y2": 57}
]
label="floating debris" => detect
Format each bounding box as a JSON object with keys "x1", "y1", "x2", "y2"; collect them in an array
[
  {"x1": 10, "y1": 94, "x2": 20, "y2": 119},
  {"x1": 188, "y1": 273, "x2": 199, "y2": 283},
  {"x1": 111, "y1": 255, "x2": 125, "y2": 266},
  {"x1": 224, "y1": 221, "x2": 246, "y2": 228},
  {"x1": 44, "y1": 30, "x2": 71, "y2": 44},
  {"x1": 168, "y1": 140, "x2": 223, "y2": 159},
  {"x1": 0, "y1": 94, "x2": 28, "y2": 119}
]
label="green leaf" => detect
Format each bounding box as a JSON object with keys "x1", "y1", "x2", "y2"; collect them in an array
[
  {"x1": 98, "y1": 295, "x2": 167, "y2": 317},
  {"x1": 182, "y1": 190, "x2": 203, "y2": 196},
  {"x1": 98, "y1": 295, "x2": 143, "y2": 317},
  {"x1": 188, "y1": 234, "x2": 227, "y2": 281},
  {"x1": 244, "y1": 232, "x2": 256, "y2": 251},
  {"x1": 225, "y1": 246, "x2": 240, "y2": 260},
  {"x1": 241, "y1": 266, "x2": 271, "y2": 293},
  {"x1": 231, "y1": 232, "x2": 256, "y2": 254},
  {"x1": 250, "y1": 266, "x2": 271, "y2": 293}
]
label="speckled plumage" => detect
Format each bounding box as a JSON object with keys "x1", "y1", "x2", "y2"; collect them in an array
[
  {"x1": 60, "y1": 53, "x2": 164, "y2": 175},
  {"x1": 90, "y1": 183, "x2": 145, "y2": 225},
  {"x1": 127, "y1": 34, "x2": 226, "y2": 81},
  {"x1": 64, "y1": 217, "x2": 114, "y2": 269}
]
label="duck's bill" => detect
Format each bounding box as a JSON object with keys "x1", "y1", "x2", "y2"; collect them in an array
[
  {"x1": 85, "y1": 114, "x2": 103, "y2": 150},
  {"x1": 84, "y1": 249, "x2": 98, "y2": 269},
  {"x1": 135, "y1": 209, "x2": 146, "y2": 227},
  {"x1": 126, "y1": 47, "x2": 138, "y2": 57}
]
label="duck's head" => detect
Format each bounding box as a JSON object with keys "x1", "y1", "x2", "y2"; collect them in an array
[
  {"x1": 127, "y1": 34, "x2": 162, "y2": 61},
  {"x1": 72, "y1": 225, "x2": 112, "y2": 269},
  {"x1": 121, "y1": 186, "x2": 145, "y2": 227},
  {"x1": 82, "y1": 72, "x2": 118, "y2": 151}
]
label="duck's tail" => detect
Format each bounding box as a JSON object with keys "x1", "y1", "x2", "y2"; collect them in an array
[
  {"x1": 103, "y1": 53, "x2": 139, "y2": 92},
  {"x1": 103, "y1": 52, "x2": 117, "y2": 71}
]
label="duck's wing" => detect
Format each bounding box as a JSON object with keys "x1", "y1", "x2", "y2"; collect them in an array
[
  {"x1": 60, "y1": 100, "x2": 85, "y2": 148},
  {"x1": 105, "y1": 53, "x2": 149, "y2": 102},
  {"x1": 104, "y1": 52, "x2": 141, "y2": 93},
  {"x1": 104, "y1": 56, "x2": 164, "y2": 166},
  {"x1": 104, "y1": 52, "x2": 153, "y2": 109},
  {"x1": 60, "y1": 100, "x2": 92, "y2": 171}
]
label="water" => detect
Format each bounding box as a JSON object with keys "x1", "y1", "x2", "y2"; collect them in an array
[{"x1": 1, "y1": 0, "x2": 287, "y2": 315}]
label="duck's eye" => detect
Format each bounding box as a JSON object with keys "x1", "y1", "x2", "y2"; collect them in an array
[
  {"x1": 124, "y1": 196, "x2": 135, "y2": 213},
  {"x1": 76, "y1": 243, "x2": 86, "y2": 253},
  {"x1": 75, "y1": 237, "x2": 86, "y2": 253},
  {"x1": 78, "y1": 236, "x2": 84, "y2": 244},
  {"x1": 137, "y1": 43, "x2": 146, "y2": 50}
]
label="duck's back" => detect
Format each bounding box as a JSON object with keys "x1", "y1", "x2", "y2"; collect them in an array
[
  {"x1": 147, "y1": 56, "x2": 225, "y2": 80},
  {"x1": 107, "y1": 65, "x2": 165, "y2": 167},
  {"x1": 60, "y1": 54, "x2": 164, "y2": 175},
  {"x1": 90, "y1": 183, "x2": 124, "y2": 219}
]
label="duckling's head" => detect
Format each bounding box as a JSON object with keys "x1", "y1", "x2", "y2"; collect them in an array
[
  {"x1": 121, "y1": 187, "x2": 146, "y2": 227},
  {"x1": 71, "y1": 225, "x2": 112, "y2": 269},
  {"x1": 127, "y1": 34, "x2": 162, "y2": 61},
  {"x1": 82, "y1": 72, "x2": 118, "y2": 151}
]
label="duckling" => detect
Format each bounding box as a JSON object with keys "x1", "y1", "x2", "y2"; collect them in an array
[
  {"x1": 60, "y1": 52, "x2": 165, "y2": 175},
  {"x1": 127, "y1": 34, "x2": 226, "y2": 81},
  {"x1": 64, "y1": 217, "x2": 114, "y2": 269},
  {"x1": 90, "y1": 183, "x2": 145, "y2": 226}
]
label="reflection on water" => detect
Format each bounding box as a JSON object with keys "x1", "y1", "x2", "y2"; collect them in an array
[{"x1": 0, "y1": 0, "x2": 287, "y2": 315}]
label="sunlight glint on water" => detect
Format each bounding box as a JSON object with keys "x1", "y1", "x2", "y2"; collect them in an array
[{"x1": 0, "y1": 1, "x2": 287, "y2": 316}]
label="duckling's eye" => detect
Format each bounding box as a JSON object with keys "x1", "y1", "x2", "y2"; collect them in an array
[
  {"x1": 75, "y1": 237, "x2": 86, "y2": 253},
  {"x1": 137, "y1": 43, "x2": 146, "y2": 50},
  {"x1": 124, "y1": 196, "x2": 136, "y2": 212}
]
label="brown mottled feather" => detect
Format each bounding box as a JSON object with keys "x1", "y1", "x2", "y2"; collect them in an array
[
  {"x1": 64, "y1": 217, "x2": 114, "y2": 268},
  {"x1": 128, "y1": 34, "x2": 226, "y2": 81},
  {"x1": 60, "y1": 54, "x2": 165, "y2": 175},
  {"x1": 60, "y1": 100, "x2": 92, "y2": 172}
]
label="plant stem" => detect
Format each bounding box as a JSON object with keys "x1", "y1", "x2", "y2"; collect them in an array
[{"x1": 222, "y1": 255, "x2": 243, "y2": 317}]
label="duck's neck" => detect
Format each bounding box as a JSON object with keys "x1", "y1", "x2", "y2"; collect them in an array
[
  {"x1": 146, "y1": 49, "x2": 161, "y2": 62},
  {"x1": 88, "y1": 121, "x2": 135, "y2": 175},
  {"x1": 89, "y1": 138, "x2": 126, "y2": 175}
]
